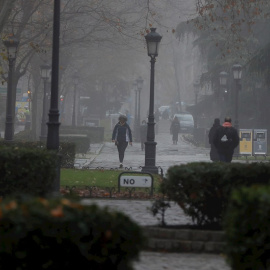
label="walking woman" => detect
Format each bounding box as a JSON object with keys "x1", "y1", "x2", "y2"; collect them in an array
[
  {"x1": 170, "y1": 116, "x2": 181, "y2": 144},
  {"x1": 112, "y1": 115, "x2": 133, "y2": 168}
]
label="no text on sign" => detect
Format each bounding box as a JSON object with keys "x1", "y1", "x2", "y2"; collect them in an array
[
  {"x1": 119, "y1": 175, "x2": 152, "y2": 187},
  {"x1": 118, "y1": 171, "x2": 154, "y2": 195}
]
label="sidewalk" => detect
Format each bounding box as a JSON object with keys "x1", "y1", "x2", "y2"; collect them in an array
[{"x1": 78, "y1": 124, "x2": 230, "y2": 270}]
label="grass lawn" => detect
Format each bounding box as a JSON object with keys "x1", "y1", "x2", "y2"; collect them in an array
[{"x1": 61, "y1": 168, "x2": 163, "y2": 191}]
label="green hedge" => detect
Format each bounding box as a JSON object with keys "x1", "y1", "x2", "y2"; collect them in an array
[
  {"x1": 224, "y1": 186, "x2": 270, "y2": 270},
  {"x1": 161, "y1": 162, "x2": 270, "y2": 226},
  {"x1": 60, "y1": 125, "x2": 104, "y2": 143},
  {"x1": 0, "y1": 146, "x2": 57, "y2": 196},
  {"x1": 60, "y1": 135, "x2": 90, "y2": 154},
  {"x1": 0, "y1": 139, "x2": 76, "y2": 168},
  {"x1": 0, "y1": 195, "x2": 145, "y2": 269}
]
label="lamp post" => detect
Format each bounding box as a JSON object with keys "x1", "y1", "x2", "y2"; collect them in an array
[
  {"x1": 232, "y1": 64, "x2": 242, "y2": 132},
  {"x1": 232, "y1": 64, "x2": 242, "y2": 157},
  {"x1": 40, "y1": 63, "x2": 51, "y2": 141},
  {"x1": 47, "y1": 0, "x2": 61, "y2": 194},
  {"x1": 72, "y1": 73, "x2": 79, "y2": 127},
  {"x1": 219, "y1": 71, "x2": 229, "y2": 115},
  {"x1": 141, "y1": 28, "x2": 162, "y2": 174},
  {"x1": 3, "y1": 36, "x2": 19, "y2": 141},
  {"x1": 136, "y1": 76, "x2": 144, "y2": 141},
  {"x1": 133, "y1": 81, "x2": 138, "y2": 141},
  {"x1": 193, "y1": 80, "x2": 200, "y2": 129}
]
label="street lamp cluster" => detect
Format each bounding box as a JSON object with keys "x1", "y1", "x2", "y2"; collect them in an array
[
  {"x1": 40, "y1": 63, "x2": 51, "y2": 141},
  {"x1": 133, "y1": 76, "x2": 144, "y2": 142},
  {"x1": 219, "y1": 64, "x2": 242, "y2": 132},
  {"x1": 72, "y1": 73, "x2": 79, "y2": 127},
  {"x1": 141, "y1": 28, "x2": 162, "y2": 174}
]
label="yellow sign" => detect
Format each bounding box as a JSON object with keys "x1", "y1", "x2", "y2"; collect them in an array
[{"x1": 239, "y1": 129, "x2": 252, "y2": 155}]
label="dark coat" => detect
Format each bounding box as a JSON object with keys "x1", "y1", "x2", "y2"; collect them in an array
[
  {"x1": 112, "y1": 122, "x2": 132, "y2": 143},
  {"x1": 170, "y1": 120, "x2": 181, "y2": 141},
  {"x1": 208, "y1": 123, "x2": 221, "y2": 161},
  {"x1": 213, "y1": 124, "x2": 239, "y2": 156}
]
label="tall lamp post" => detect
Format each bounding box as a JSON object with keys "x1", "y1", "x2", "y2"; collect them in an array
[
  {"x1": 47, "y1": 0, "x2": 61, "y2": 194},
  {"x1": 232, "y1": 64, "x2": 242, "y2": 157},
  {"x1": 40, "y1": 63, "x2": 51, "y2": 141},
  {"x1": 141, "y1": 28, "x2": 162, "y2": 174},
  {"x1": 72, "y1": 73, "x2": 79, "y2": 127},
  {"x1": 133, "y1": 81, "x2": 138, "y2": 141},
  {"x1": 136, "y1": 76, "x2": 144, "y2": 142},
  {"x1": 3, "y1": 36, "x2": 19, "y2": 141},
  {"x1": 193, "y1": 80, "x2": 200, "y2": 129},
  {"x1": 219, "y1": 71, "x2": 228, "y2": 115},
  {"x1": 232, "y1": 64, "x2": 242, "y2": 132}
]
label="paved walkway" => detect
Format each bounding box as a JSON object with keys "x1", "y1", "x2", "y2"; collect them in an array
[
  {"x1": 81, "y1": 199, "x2": 230, "y2": 270},
  {"x1": 79, "y1": 121, "x2": 231, "y2": 270}
]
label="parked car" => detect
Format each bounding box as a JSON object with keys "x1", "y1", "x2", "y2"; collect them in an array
[{"x1": 173, "y1": 113, "x2": 194, "y2": 134}]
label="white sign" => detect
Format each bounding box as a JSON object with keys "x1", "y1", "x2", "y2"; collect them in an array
[{"x1": 119, "y1": 176, "x2": 152, "y2": 188}]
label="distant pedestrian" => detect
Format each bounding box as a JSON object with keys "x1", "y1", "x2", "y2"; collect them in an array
[
  {"x1": 140, "y1": 120, "x2": 147, "y2": 151},
  {"x1": 213, "y1": 117, "x2": 239, "y2": 163},
  {"x1": 208, "y1": 118, "x2": 221, "y2": 162},
  {"x1": 170, "y1": 116, "x2": 181, "y2": 144},
  {"x1": 112, "y1": 115, "x2": 133, "y2": 168}
]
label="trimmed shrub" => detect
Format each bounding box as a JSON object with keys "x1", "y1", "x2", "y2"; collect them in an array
[
  {"x1": 0, "y1": 146, "x2": 57, "y2": 196},
  {"x1": 0, "y1": 139, "x2": 76, "y2": 169},
  {"x1": 223, "y1": 186, "x2": 270, "y2": 270},
  {"x1": 0, "y1": 195, "x2": 145, "y2": 269},
  {"x1": 161, "y1": 162, "x2": 270, "y2": 226},
  {"x1": 60, "y1": 135, "x2": 90, "y2": 154}
]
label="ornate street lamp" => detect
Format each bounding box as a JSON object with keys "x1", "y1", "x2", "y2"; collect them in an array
[
  {"x1": 3, "y1": 36, "x2": 19, "y2": 141},
  {"x1": 40, "y1": 63, "x2": 51, "y2": 141},
  {"x1": 136, "y1": 76, "x2": 144, "y2": 141},
  {"x1": 219, "y1": 71, "x2": 229, "y2": 111},
  {"x1": 193, "y1": 80, "x2": 200, "y2": 129},
  {"x1": 232, "y1": 64, "x2": 242, "y2": 132},
  {"x1": 72, "y1": 72, "x2": 79, "y2": 127},
  {"x1": 47, "y1": 0, "x2": 61, "y2": 194},
  {"x1": 133, "y1": 81, "x2": 138, "y2": 140},
  {"x1": 141, "y1": 28, "x2": 162, "y2": 174},
  {"x1": 232, "y1": 64, "x2": 242, "y2": 157}
]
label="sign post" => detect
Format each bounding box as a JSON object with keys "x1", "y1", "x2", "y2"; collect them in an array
[{"x1": 118, "y1": 171, "x2": 154, "y2": 195}]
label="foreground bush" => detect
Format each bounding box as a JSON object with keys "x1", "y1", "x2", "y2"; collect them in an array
[
  {"x1": 0, "y1": 146, "x2": 57, "y2": 196},
  {"x1": 223, "y1": 186, "x2": 270, "y2": 270},
  {"x1": 0, "y1": 195, "x2": 145, "y2": 269},
  {"x1": 0, "y1": 139, "x2": 76, "y2": 168},
  {"x1": 161, "y1": 162, "x2": 270, "y2": 226}
]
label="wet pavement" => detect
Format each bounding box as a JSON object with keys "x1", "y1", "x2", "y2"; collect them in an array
[{"x1": 79, "y1": 120, "x2": 231, "y2": 270}]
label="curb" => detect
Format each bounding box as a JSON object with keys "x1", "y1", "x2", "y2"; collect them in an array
[{"x1": 142, "y1": 226, "x2": 225, "y2": 253}]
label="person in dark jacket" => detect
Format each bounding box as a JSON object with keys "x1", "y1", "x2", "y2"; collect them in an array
[
  {"x1": 213, "y1": 117, "x2": 239, "y2": 163},
  {"x1": 112, "y1": 115, "x2": 133, "y2": 168},
  {"x1": 170, "y1": 116, "x2": 181, "y2": 144},
  {"x1": 208, "y1": 118, "x2": 221, "y2": 162}
]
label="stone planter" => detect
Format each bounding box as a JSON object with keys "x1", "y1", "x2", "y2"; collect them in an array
[{"x1": 143, "y1": 226, "x2": 225, "y2": 253}]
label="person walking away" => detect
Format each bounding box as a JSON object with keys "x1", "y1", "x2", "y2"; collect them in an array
[
  {"x1": 170, "y1": 116, "x2": 181, "y2": 145},
  {"x1": 208, "y1": 118, "x2": 221, "y2": 162},
  {"x1": 213, "y1": 117, "x2": 239, "y2": 163},
  {"x1": 112, "y1": 115, "x2": 133, "y2": 168},
  {"x1": 140, "y1": 120, "x2": 147, "y2": 151}
]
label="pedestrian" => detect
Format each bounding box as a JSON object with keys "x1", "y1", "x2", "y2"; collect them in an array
[
  {"x1": 213, "y1": 117, "x2": 239, "y2": 163},
  {"x1": 140, "y1": 120, "x2": 147, "y2": 151},
  {"x1": 170, "y1": 116, "x2": 181, "y2": 145},
  {"x1": 208, "y1": 118, "x2": 221, "y2": 162},
  {"x1": 112, "y1": 115, "x2": 133, "y2": 168}
]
